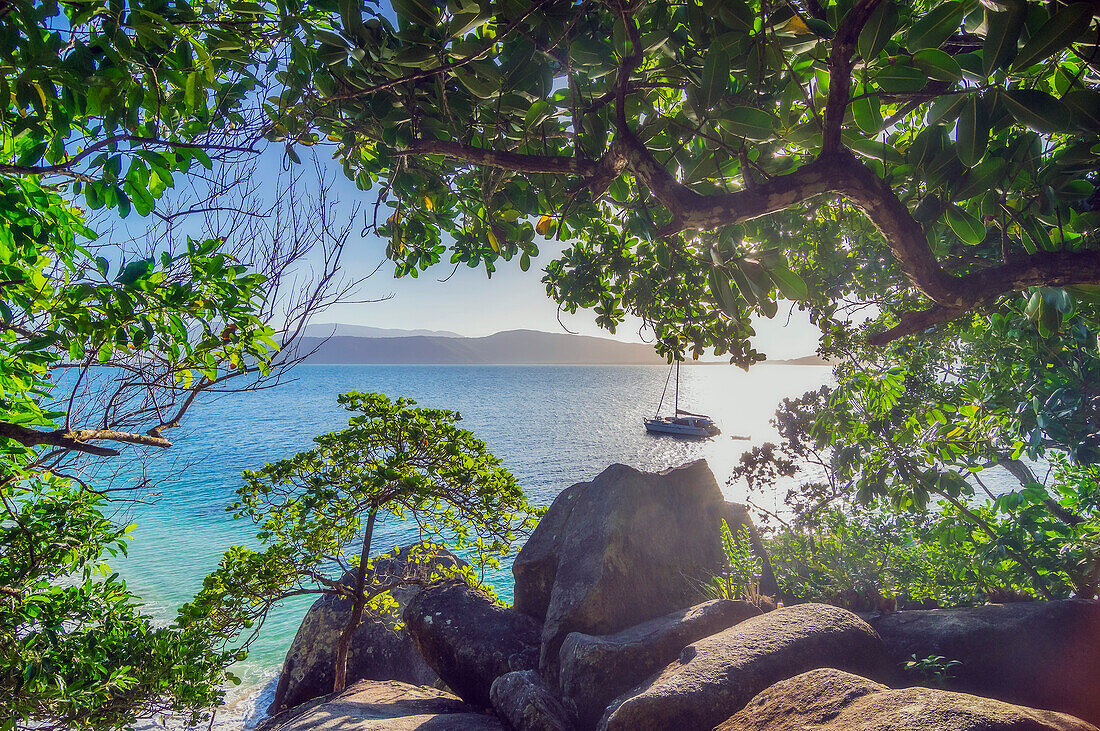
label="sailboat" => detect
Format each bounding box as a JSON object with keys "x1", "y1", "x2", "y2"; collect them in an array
[{"x1": 644, "y1": 361, "x2": 721, "y2": 438}]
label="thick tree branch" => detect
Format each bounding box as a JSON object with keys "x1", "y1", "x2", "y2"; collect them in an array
[
  {"x1": 871, "y1": 250, "x2": 1100, "y2": 343},
  {"x1": 0, "y1": 421, "x2": 173, "y2": 457},
  {"x1": 823, "y1": 0, "x2": 882, "y2": 152},
  {"x1": 867, "y1": 304, "x2": 970, "y2": 344},
  {"x1": 394, "y1": 138, "x2": 596, "y2": 176}
]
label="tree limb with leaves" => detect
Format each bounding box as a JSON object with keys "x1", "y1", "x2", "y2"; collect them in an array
[{"x1": 268, "y1": 0, "x2": 1099, "y2": 363}]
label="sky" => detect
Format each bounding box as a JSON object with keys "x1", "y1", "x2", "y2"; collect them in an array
[
  {"x1": 267, "y1": 149, "x2": 825, "y2": 360},
  {"x1": 322, "y1": 248, "x2": 822, "y2": 359},
  {"x1": 111, "y1": 140, "x2": 822, "y2": 361}
]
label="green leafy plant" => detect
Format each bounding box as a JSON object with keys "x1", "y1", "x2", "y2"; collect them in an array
[
  {"x1": 182, "y1": 392, "x2": 538, "y2": 696},
  {"x1": 905, "y1": 654, "x2": 963, "y2": 688},
  {"x1": 707, "y1": 519, "x2": 765, "y2": 606}
]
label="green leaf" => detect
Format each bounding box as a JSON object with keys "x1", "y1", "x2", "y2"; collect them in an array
[
  {"x1": 184, "y1": 72, "x2": 198, "y2": 111},
  {"x1": 906, "y1": 2, "x2": 964, "y2": 51},
  {"x1": 912, "y1": 48, "x2": 963, "y2": 82},
  {"x1": 845, "y1": 134, "x2": 904, "y2": 164},
  {"x1": 709, "y1": 269, "x2": 739, "y2": 318},
  {"x1": 455, "y1": 68, "x2": 499, "y2": 99},
  {"x1": 953, "y1": 157, "x2": 1005, "y2": 201},
  {"x1": 982, "y1": 7, "x2": 1025, "y2": 76},
  {"x1": 955, "y1": 93, "x2": 989, "y2": 167},
  {"x1": 699, "y1": 45, "x2": 731, "y2": 110},
  {"x1": 608, "y1": 177, "x2": 630, "y2": 203},
  {"x1": 945, "y1": 204, "x2": 986, "y2": 245},
  {"x1": 116, "y1": 258, "x2": 155, "y2": 286},
  {"x1": 1011, "y1": 3, "x2": 1093, "y2": 71},
  {"x1": 853, "y1": 94, "x2": 883, "y2": 135},
  {"x1": 391, "y1": 0, "x2": 440, "y2": 27},
  {"x1": 719, "y1": 106, "x2": 774, "y2": 141},
  {"x1": 874, "y1": 65, "x2": 927, "y2": 93},
  {"x1": 999, "y1": 89, "x2": 1074, "y2": 133},
  {"x1": 1064, "y1": 90, "x2": 1100, "y2": 133},
  {"x1": 858, "y1": 1, "x2": 898, "y2": 61},
  {"x1": 1020, "y1": 215, "x2": 1056, "y2": 252},
  {"x1": 524, "y1": 99, "x2": 553, "y2": 131},
  {"x1": 18, "y1": 333, "x2": 62, "y2": 352},
  {"x1": 769, "y1": 266, "x2": 808, "y2": 300},
  {"x1": 927, "y1": 93, "x2": 967, "y2": 124},
  {"x1": 912, "y1": 194, "x2": 942, "y2": 222},
  {"x1": 804, "y1": 17, "x2": 835, "y2": 39},
  {"x1": 1065, "y1": 284, "x2": 1100, "y2": 305}
]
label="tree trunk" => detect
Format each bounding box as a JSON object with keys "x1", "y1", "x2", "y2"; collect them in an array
[{"x1": 333, "y1": 507, "x2": 377, "y2": 694}]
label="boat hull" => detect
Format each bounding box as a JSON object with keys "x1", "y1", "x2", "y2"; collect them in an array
[{"x1": 644, "y1": 418, "x2": 719, "y2": 438}]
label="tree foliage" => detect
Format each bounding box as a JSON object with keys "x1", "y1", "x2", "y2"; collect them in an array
[
  {"x1": 2, "y1": 2, "x2": 360, "y2": 728},
  {"x1": 732, "y1": 299, "x2": 1100, "y2": 602},
  {"x1": 0, "y1": 478, "x2": 236, "y2": 731},
  {"x1": 182, "y1": 392, "x2": 537, "y2": 695},
  {"x1": 265, "y1": 0, "x2": 1099, "y2": 363}
]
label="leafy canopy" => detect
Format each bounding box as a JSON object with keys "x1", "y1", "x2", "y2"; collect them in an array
[
  {"x1": 267, "y1": 0, "x2": 1099, "y2": 363},
  {"x1": 1, "y1": 1, "x2": 344, "y2": 728}
]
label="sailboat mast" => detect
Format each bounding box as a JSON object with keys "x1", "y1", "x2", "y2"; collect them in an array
[{"x1": 674, "y1": 360, "x2": 679, "y2": 414}]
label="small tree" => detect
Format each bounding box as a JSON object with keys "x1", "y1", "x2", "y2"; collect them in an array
[{"x1": 183, "y1": 391, "x2": 537, "y2": 694}]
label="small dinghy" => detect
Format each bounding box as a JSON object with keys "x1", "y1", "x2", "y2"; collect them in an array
[{"x1": 644, "y1": 361, "x2": 720, "y2": 438}]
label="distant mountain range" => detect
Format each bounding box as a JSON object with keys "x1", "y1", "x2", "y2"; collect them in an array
[
  {"x1": 293, "y1": 326, "x2": 829, "y2": 366},
  {"x1": 296, "y1": 329, "x2": 667, "y2": 365},
  {"x1": 303, "y1": 323, "x2": 463, "y2": 338}
]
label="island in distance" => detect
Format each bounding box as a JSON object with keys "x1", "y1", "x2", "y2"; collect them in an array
[{"x1": 296, "y1": 325, "x2": 829, "y2": 366}]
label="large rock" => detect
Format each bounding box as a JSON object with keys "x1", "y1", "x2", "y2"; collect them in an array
[
  {"x1": 269, "y1": 543, "x2": 464, "y2": 713},
  {"x1": 404, "y1": 580, "x2": 541, "y2": 708},
  {"x1": 259, "y1": 679, "x2": 504, "y2": 731},
  {"x1": 512, "y1": 461, "x2": 727, "y2": 681},
  {"x1": 869, "y1": 600, "x2": 1100, "y2": 724},
  {"x1": 599, "y1": 603, "x2": 893, "y2": 731},
  {"x1": 490, "y1": 671, "x2": 574, "y2": 731},
  {"x1": 558, "y1": 599, "x2": 762, "y2": 729},
  {"x1": 717, "y1": 668, "x2": 1099, "y2": 731}
]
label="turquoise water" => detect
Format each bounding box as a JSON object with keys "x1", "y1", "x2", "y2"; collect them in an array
[{"x1": 111, "y1": 363, "x2": 831, "y2": 725}]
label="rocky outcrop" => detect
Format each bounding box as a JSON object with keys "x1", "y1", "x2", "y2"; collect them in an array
[
  {"x1": 404, "y1": 580, "x2": 541, "y2": 708},
  {"x1": 269, "y1": 543, "x2": 464, "y2": 713},
  {"x1": 558, "y1": 599, "x2": 762, "y2": 729},
  {"x1": 512, "y1": 461, "x2": 727, "y2": 681},
  {"x1": 716, "y1": 668, "x2": 1099, "y2": 731},
  {"x1": 259, "y1": 679, "x2": 504, "y2": 731},
  {"x1": 870, "y1": 600, "x2": 1100, "y2": 725},
  {"x1": 599, "y1": 603, "x2": 893, "y2": 731},
  {"x1": 490, "y1": 671, "x2": 574, "y2": 731}
]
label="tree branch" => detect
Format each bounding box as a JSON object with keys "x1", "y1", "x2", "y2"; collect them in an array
[
  {"x1": 823, "y1": 0, "x2": 883, "y2": 153},
  {"x1": 394, "y1": 138, "x2": 596, "y2": 176},
  {"x1": 870, "y1": 250, "x2": 1100, "y2": 343},
  {"x1": 0, "y1": 421, "x2": 173, "y2": 457}
]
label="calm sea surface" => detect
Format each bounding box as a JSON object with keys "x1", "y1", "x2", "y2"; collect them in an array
[{"x1": 112, "y1": 363, "x2": 832, "y2": 727}]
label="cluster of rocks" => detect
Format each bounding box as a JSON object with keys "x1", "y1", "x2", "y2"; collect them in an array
[{"x1": 260, "y1": 460, "x2": 1100, "y2": 731}]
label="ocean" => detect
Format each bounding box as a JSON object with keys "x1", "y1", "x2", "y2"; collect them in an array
[{"x1": 112, "y1": 363, "x2": 832, "y2": 728}]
